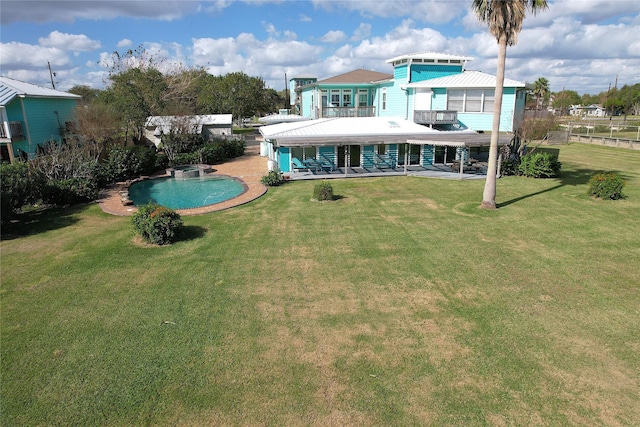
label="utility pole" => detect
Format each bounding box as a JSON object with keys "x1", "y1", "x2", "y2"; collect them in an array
[
  {"x1": 284, "y1": 72, "x2": 288, "y2": 111},
  {"x1": 48, "y1": 62, "x2": 56, "y2": 89}
]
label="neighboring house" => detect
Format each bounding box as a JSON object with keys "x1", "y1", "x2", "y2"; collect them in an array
[
  {"x1": 0, "y1": 76, "x2": 81, "y2": 163},
  {"x1": 144, "y1": 114, "x2": 233, "y2": 147},
  {"x1": 569, "y1": 104, "x2": 606, "y2": 117},
  {"x1": 288, "y1": 75, "x2": 317, "y2": 114},
  {"x1": 295, "y1": 52, "x2": 527, "y2": 133}
]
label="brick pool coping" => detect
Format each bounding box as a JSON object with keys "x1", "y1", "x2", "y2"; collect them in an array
[{"x1": 98, "y1": 141, "x2": 268, "y2": 216}]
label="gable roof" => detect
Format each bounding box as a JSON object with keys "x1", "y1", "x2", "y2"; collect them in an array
[
  {"x1": 0, "y1": 76, "x2": 81, "y2": 106},
  {"x1": 405, "y1": 70, "x2": 525, "y2": 89},
  {"x1": 317, "y1": 69, "x2": 393, "y2": 84}
]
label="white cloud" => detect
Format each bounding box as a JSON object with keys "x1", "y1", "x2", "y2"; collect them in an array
[
  {"x1": 1, "y1": 0, "x2": 204, "y2": 24},
  {"x1": 352, "y1": 23, "x2": 372, "y2": 41},
  {"x1": 311, "y1": 0, "x2": 464, "y2": 24},
  {"x1": 299, "y1": 14, "x2": 312, "y2": 22},
  {"x1": 320, "y1": 30, "x2": 347, "y2": 44},
  {"x1": 117, "y1": 39, "x2": 133, "y2": 48},
  {"x1": 38, "y1": 31, "x2": 101, "y2": 52},
  {"x1": 0, "y1": 41, "x2": 70, "y2": 69}
]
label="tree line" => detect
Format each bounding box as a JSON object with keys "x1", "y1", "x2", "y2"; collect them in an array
[
  {"x1": 69, "y1": 48, "x2": 285, "y2": 146},
  {"x1": 526, "y1": 76, "x2": 640, "y2": 117}
]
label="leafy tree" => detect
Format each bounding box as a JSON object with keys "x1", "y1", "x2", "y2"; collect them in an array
[
  {"x1": 472, "y1": 0, "x2": 549, "y2": 209},
  {"x1": 552, "y1": 89, "x2": 581, "y2": 116},
  {"x1": 68, "y1": 85, "x2": 102, "y2": 105}
]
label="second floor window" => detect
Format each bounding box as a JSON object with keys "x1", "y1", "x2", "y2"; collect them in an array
[{"x1": 447, "y1": 89, "x2": 495, "y2": 113}]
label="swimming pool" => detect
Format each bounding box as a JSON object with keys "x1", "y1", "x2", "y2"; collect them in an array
[{"x1": 128, "y1": 175, "x2": 246, "y2": 210}]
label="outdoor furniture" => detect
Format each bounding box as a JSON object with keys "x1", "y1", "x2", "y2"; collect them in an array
[
  {"x1": 451, "y1": 159, "x2": 481, "y2": 173},
  {"x1": 303, "y1": 158, "x2": 322, "y2": 172},
  {"x1": 292, "y1": 157, "x2": 311, "y2": 172}
]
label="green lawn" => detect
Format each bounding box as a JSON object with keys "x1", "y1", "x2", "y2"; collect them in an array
[{"x1": 2, "y1": 143, "x2": 639, "y2": 426}]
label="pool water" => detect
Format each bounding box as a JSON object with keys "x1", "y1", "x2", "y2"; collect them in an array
[{"x1": 128, "y1": 176, "x2": 246, "y2": 210}]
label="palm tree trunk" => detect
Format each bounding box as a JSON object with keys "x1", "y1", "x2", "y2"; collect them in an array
[{"x1": 481, "y1": 34, "x2": 507, "y2": 209}]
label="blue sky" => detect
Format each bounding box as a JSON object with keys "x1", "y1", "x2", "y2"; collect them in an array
[{"x1": 1, "y1": 0, "x2": 639, "y2": 95}]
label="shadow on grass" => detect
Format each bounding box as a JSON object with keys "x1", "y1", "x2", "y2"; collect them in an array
[
  {"x1": 178, "y1": 225, "x2": 208, "y2": 242},
  {"x1": 497, "y1": 168, "x2": 599, "y2": 208},
  {"x1": 1, "y1": 204, "x2": 86, "y2": 240}
]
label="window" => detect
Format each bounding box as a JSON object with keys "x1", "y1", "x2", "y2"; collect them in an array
[
  {"x1": 447, "y1": 89, "x2": 495, "y2": 113},
  {"x1": 483, "y1": 90, "x2": 494, "y2": 113},
  {"x1": 342, "y1": 89, "x2": 352, "y2": 107},
  {"x1": 330, "y1": 90, "x2": 340, "y2": 107},
  {"x1": 465, "y1": 89, "x2": 483, "y2": 112},
  {"x1": 358, "y1": 89, "x2": 368, "y2": 107},
  {"x1": 382, "y1": 88, "x2": 387, "y2": 111},
  {"x1": 447, "y1": 90, "x2": 464, "y2": 111}
]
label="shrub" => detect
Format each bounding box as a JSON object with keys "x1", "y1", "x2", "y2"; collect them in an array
[
  {"x1": 517, "y1": 152, "x2": 561, "y2": 178},
  {"x1": 313, "y1": 182, "x2": 334, "y2": 201},
  {"x1": 0, "y1": 161, "x2": 46, "y2": 222},
  {"x1": 588, "y1": 173, "x2": 625, "y2": 200},
  {"x1": 260, "y1": 169, "x2": 285, "y2": 187},
  {"x1": 100, "y1": 145, "x2": 158, "y2": 184},
  {"x1": 500, "y1": 158, "x2": 520, "y2": 176},
  {"x1": 131, "y1": 203, "x2": 184, "y2": 245},
  {"x1": 199, "y1": 143, "x2": 227, "y2": 164},
  {"x1": 42, "y1": 178, "x2": 98, "y2": 206}
]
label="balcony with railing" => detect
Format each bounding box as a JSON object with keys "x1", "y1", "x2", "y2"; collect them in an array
[
  {"x1": 413, "y1": 110, "x2": 458, "y2": 125},
  {"x1": 0, "y1": 121, "x2": 25, "y2": 141},
  {"x1": 321, "y1": 105, "x2": 376, "y2": 118}
]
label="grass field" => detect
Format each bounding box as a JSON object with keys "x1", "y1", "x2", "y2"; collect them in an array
[{"x1": 2, "y1": 143, "x2": 639, "y2": 426}]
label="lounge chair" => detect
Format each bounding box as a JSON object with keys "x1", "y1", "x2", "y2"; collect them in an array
[
  {"x1": 292, "y1": 157, "x2": 311, "y2": 172},
  {"x1": 303, "y1": 158, "x2": 322, "y2": 172}
]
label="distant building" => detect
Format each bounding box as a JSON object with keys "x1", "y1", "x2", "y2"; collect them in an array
[
  {"x1": 144, "y1": 114, "x2": 233, "y2": 147},
  {"x1": 0, "y1": 76, "x2": 81, "y2": 163}
]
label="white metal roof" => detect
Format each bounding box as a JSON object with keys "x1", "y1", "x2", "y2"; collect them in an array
[
  {"x1": 386, "y1": 52, "x2": 474, "y2": 64},
  {"x1": 405, "y1": 70, "x2": 525, "y2": 89},
  {"x1": 145, "y1": 114, "x2": 233, "y2": 135},
  {"x1": 259, "y1": 114, "x2": 310, "y2": 124},
  {"x1": 259, "y1": 116, "x2": 489, "y2": 146},
  {"x1": 0, "y1": 76, "x2": 81, "y2": 106}
]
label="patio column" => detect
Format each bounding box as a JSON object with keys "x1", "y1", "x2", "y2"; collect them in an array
[
  {"x1": 459, "y1": 145, "x2": 464, "y2": 180},
  {"x1": 403, "y1": 143, "x2": 408, "y2": 175}
]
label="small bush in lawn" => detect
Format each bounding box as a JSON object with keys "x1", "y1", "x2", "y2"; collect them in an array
[
  {"x1": 313, "y1": 182, "x2": 334, "y2": 201},
  {"x1": 260, "y1": 169, "x2": 285, "y2": 186},
  {"x1": 588, "y1": 173, "x2": 625, "y2": 200},
  {"x1": 131, "y1": 203, "x2": 184, "y2": 245},
  {"x1": 518, "y1": 152, "x2": 561, "y2": 178}
]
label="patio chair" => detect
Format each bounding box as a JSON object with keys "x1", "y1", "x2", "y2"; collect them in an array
[
  {"x1": 303, "y1": 158, "x2": 322, "y2": 173},
  {"x1": 292, "y1": 157, "x2": 310, "y2": 172}
]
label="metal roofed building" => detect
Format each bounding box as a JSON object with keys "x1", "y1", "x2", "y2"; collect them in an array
[
  {"x1": 295, "y1": 51, "x2": 527, "y2": 134},
  {"x1": 1, "y1": 76, "x2": 81, "y2": 163},
  {"x1": 260, "y1": 116, "x2": 507, "y2": 179},
  {"x1": 144, "y1": 114, "x2": 234, "y2": 147}
]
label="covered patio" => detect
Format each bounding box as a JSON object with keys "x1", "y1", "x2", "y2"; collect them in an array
[{"x1": 259, "y1": 117, "x2": 510, "y2": 181}]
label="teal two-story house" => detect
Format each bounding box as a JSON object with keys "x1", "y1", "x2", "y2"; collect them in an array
[
  {"x1": 262, "y1": 52, "x2": 526, "y2": 176},
  {"x1": 295, "y1": 52, "x2": 527, "y2": 133},
  {"x1": 0, "y1": 76, "x2": 81, "y2": 163}
]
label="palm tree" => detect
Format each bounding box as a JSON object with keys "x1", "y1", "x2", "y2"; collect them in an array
[
  {"x1": 533, "y1": 77, "x2": 550, "y2": 114},
  {"x1": 473, "y1": 0, "x2": 549, "y2": 209}
]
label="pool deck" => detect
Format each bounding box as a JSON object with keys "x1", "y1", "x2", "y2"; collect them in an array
[{"x1": 98, "y1": 141, "x2": 269, "y2": 216}]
